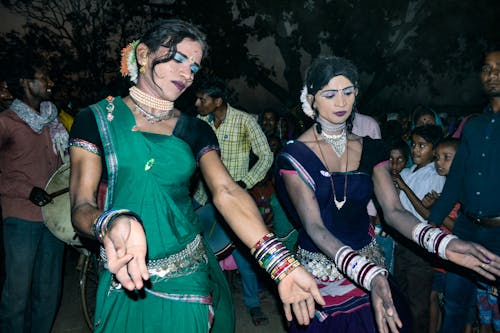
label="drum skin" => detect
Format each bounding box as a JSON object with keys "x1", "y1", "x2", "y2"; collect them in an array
[{"x1": 42, "y1": 163, "x2": 82, "y2": 247}]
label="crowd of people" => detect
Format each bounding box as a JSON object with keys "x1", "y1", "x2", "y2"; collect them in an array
[{"x1": 0, "y1": 17, "x2": 499, "y2": 333}]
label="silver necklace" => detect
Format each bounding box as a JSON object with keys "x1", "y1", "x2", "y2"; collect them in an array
[
  {"x1": 321, "y1": 129, "x2": 347, "y2": 157},
  {"x1": 131, "y1": 98, "x2": 174, "y2": 124},
  {"x1": 315, "y1": 131, "x2": 348, "y2": 210}
]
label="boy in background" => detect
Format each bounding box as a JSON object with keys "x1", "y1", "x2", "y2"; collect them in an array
[{"x1": 393, "y1": 125, "x2": 445, "y2": 333}]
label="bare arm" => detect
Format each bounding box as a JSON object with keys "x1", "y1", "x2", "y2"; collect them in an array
[
  {"x1": 69, "y1": 146, "x2": 149, "y2": 290},
  {"x1": 199, "y1": 150, "x2": 324, "y2": 324},
  {"x1": 69, "y1": 146, "x2": 102, "y2": 236},
  {"x1": 280, "y1": 172, "x2": 343, "y2": 257},
  {"x1": 199, "y1": 150, "x2": 268, "y2": 246},
  {"x1": 374, "y1": 165, "x2": 422, "y2": 239},
  {"x1": 281, "y1": 169, "x2": 402, "y2": 333},
  {"x1": 374, "y1": 163, "x2": 500, "y2": 280}
]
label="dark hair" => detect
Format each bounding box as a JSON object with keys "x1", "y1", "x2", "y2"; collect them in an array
[
  {"x1": 437, "y1": 137, "x2": 460, "y2": 151},
  {"x1": 140, "y1": 19, "x2": 207, "y2": 73},
  {"x1": 411, "y1": 124, "x2": 443, "y2": 147},
  {"x1": 411, "y1": 104, "x2": 444, "y2": 130},
  {"x1": 390, "y1": 139, "x2": 410, "y2": 161},
  {"x1": 3, "y1": 54, "x2": 45, "y2": 99},
  {"x1": 194, "y1": 76, "x2": 228, "y2": 101},
  {"x1": 304, "y1": 56, "x2": 359, "y2": 133},
  {"x1": 304, "y1": 56, "x2": 359, "y2": 95},
  {"x1": 260, "y1": 108, "x2": 279, "y2": 124}
]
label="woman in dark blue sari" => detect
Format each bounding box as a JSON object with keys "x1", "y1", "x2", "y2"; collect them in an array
[{"x1": 275, "y1": 55, "x2": 500, "y2": 333}]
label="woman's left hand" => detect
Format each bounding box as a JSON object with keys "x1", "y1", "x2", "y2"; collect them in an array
[
  {"x1": 446, "y1": 238, "x2": 500, "y2": 280},
  {"x1": 278, "y1": 267, "x2": 325, "y2": 325},
  {"x1": 370, "y1": 274, "x2": 403, "y2": 333}
]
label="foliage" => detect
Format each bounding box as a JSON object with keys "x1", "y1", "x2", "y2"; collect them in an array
[
  {"x1": 1, "y1": 0, "x2": 148, "y2": 109},
  {"x1": 1, "y1": 0, "x2": 498, "y2": 113}
]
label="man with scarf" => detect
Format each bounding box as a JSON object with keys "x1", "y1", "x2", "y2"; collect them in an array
[{"x1": 0, "y1": 59, "x2": 68, "y2": 333}]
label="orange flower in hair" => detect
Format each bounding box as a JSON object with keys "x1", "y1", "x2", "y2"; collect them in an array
[{"x1": 120, "y1": 40, "x2": 140, "y2": 83}]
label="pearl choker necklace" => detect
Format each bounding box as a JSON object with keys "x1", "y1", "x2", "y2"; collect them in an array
[{"x1": 129, "y1": 86, "x2": 174, "y2": 111}]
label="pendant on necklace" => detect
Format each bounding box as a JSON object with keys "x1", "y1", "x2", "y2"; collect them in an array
[{"x1": 334, "y1": 197, "x2": 346, "y2": 210}]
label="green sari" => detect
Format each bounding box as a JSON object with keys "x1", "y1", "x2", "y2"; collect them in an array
[{"x1": 88, "y1": 97, "x2": 233, "y2": 332}]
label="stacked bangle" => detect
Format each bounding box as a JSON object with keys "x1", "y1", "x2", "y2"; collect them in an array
[
  {"x1": 411, "y1": 223, "x2": 457, "y2": 260},
  {"x1": 93, "y1": 209, "x2": 143, "y2": 243},
  {"x1": 334, "y1": 246, "x2": 388, "y2": 291},
  {"x1": 251, "y1": 233, "x2": 301, "y2": 284}
]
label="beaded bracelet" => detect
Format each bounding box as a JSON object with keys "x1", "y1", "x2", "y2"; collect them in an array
[
  {"x1": 93, "y1": 209, "x2": 143, "y2": 243},
  {"x1": 411, "y1": 223, "x2": 458, "y2": 260},
  {"x1": 252, "y1": 233, "x2": 301, "y2": 284},
  {"x1": 334, "y1": 245, "x2": 388, "y2": 291}
]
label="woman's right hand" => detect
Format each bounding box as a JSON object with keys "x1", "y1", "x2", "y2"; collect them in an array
[
  {"x1": 103, "y1": 217, "x2": 149, "y2": 290},
  {"x1": 370, "y1": 274, "x2": 403, "y2": 333}
]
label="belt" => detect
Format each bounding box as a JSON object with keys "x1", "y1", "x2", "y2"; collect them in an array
[{"x1": 464, "y1": 212, "x2": 500, "y2": 227}]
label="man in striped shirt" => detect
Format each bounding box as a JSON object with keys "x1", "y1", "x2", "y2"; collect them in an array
[{"x1": 194, "y1": 77, "x2": 273, "y2": 326}]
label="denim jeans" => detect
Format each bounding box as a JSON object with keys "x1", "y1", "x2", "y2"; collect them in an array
[
  {"x1": 193, "y1": 200, "x2": 261, "y2": 311},
  {"x1": 231, "y1": 248, "x2": 261, "y2": 310},
  {"x1": 440, "y1": 215, "x2": 500, "y2": 333},
  {"x1": 0, "y1": 217, "x2": 64, "y2": 333}
]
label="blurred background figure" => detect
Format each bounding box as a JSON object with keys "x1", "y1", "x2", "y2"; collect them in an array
[
  {"x1": 0, "y1": 80, "x2": 13, "y2": 111},
  {"x1": 0, "y1": 56, "x2": 67, "y2": 333}
]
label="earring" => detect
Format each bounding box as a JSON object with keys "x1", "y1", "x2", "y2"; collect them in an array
[{"x1": 140, "y1": 64, "x2": 146, "y2": 74}]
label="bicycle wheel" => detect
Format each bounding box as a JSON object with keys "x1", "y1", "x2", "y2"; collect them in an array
[{"x1": 80, "y1": 254, "x2": 99, "y2": 331}]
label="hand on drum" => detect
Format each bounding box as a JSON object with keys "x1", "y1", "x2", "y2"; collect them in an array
[
  {"x1": 103, "y1": 217, "x2": 149, "y2": 291},
  {"x1": 29, "y1": 186, "x2": 53, "y2": 206}
]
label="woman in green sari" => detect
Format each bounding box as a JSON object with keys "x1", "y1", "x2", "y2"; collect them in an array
[{"x1": 69, "y1": 19, "x2": 323, "y2": 333}]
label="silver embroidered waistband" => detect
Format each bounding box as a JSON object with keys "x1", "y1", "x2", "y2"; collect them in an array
[
  {"x1": 296, "y1": 238, "x2": 385, "y2": 282},
  {"x1": 100, "y1": 234, "x2": 208, "y2": 279}
]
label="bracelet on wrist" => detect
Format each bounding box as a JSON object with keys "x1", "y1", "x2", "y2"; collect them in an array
[
  {"x1": 411, "y1": 222, "x2": 458, "y2": 260},
  {"x1": 92, "y1": 209, "x2": 143, "y2": 243},
  {"x1": 334, "y1": 245, "x2": 388, "y2": 291},
  {"x1": 252, "y1": 233, "x2": 301, "y2": 284}
]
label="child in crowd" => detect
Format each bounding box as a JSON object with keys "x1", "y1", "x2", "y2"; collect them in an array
[
  {"x1": 393, "y1": 125, "x2": 445, "y2": 333},
  {"x1": 425, "y1": 138, "x2": 461, "y2": 333},
  {"x1": 408, "y1": 137, "x2": 477, "y2": 333}
]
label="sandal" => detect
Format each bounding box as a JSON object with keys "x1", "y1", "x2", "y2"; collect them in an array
[{"x1": 250, "y1": 306, "x2": 269, "y2": 326}]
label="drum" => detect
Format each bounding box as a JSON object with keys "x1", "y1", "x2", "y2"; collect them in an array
[
  {"x1": 42, "y1": 163, "x2": 82, "y2": 247},
  {"x1": 195, "y1": 202, "x2": 234, "y2": 260}
]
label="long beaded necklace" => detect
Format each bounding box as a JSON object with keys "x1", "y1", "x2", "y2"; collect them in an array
[
  {"x1": 129, "y1": 86, "x2": 174, "y2": 111},
  {"x1": 131, "y1": 97, "x2": 174, "y2": 123},
  {"x1": 315, "y1": 131, "x2": 348, "y2": 210}
]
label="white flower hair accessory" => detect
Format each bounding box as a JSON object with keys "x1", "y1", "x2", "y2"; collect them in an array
[
  {"x1": 300, "y1": 85, "x2": 315, "y2": 119},
  {"x1": 120, "y1": 40, "x2": 140, "y2": 84}
]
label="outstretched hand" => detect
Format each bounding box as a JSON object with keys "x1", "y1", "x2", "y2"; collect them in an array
[
  {"x1": 278, "y1": 267, "x2": 325, "y2": 325},
  {"x1": 446, "y1": 238, "x2": 500, "y2": 280},
  {"x1": 103, "y1": 217, "x2": 149, "y2": 290},
  {"x1": 370, "y1": 275, "x2": 403, "y2": 333}
]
